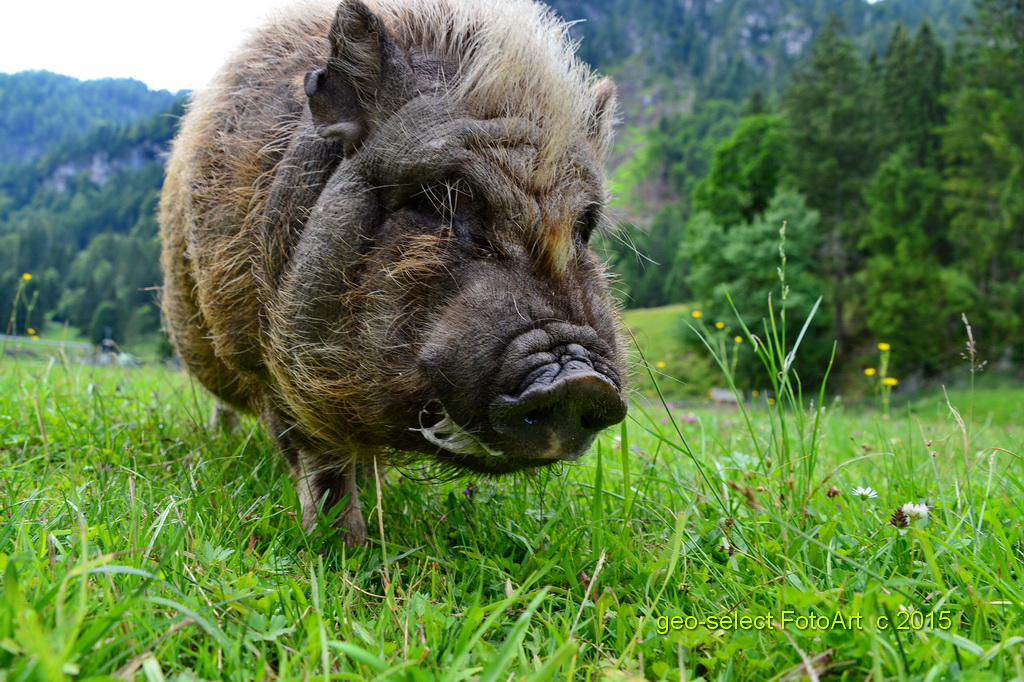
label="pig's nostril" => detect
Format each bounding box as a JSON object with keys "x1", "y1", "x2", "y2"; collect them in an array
[
  {"x1": 523, "y1": 405, "x2": 555, "y2": 426},
  {"x1": 523, "y1": 405, "x2": 610, "y2": 433},
  {"x1": 579, "y1": 413, "x2": 604, "y2": 432}
]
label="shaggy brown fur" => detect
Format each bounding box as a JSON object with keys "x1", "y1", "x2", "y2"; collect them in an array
[{"x1": 160, "y1": 0, "x2": 627, "y2": 545}]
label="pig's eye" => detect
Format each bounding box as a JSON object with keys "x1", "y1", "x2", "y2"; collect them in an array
[
  {"x1": 405, "y1": 180, "x2": 473, "y2": 234},
  {"x1": 575, "y1": 204, "x2": 601, "y2": 247}
]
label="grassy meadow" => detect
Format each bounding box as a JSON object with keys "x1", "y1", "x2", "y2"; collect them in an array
[{"x1": 2, "y1": 318, "x2": 1024, "y2": 681}]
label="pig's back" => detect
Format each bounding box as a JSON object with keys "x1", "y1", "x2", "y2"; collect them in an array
[{"x1": 159, "y1": 3, "x2": 334, "y2": 409}]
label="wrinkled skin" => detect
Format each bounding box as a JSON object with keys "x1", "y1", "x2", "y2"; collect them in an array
[{"x1": 160, "y1": 0, "x2": 628, "y2": 545}]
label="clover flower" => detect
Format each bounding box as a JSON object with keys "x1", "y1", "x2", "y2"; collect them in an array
[{"x1": 901, "y1": 502, "x2": 928, "y2": 521}]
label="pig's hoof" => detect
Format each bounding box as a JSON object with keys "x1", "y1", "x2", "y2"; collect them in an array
[
  {"x1": 337, "y1": 507, "x2": 367, "y2": 547},
  {"x1": 209, "y1": 400, "x2": 241, "y2": 433}
]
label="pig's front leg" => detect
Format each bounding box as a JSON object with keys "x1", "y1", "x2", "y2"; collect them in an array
[
  {"x1": 262, "y1": 403, "x2": 367, "y2": 546},
  {"x1": 208, "y1": 399, "x2": 241, "y2": 433},
  {"x1": 295, "y1": 458, "x2": 366, "y2": 547}
]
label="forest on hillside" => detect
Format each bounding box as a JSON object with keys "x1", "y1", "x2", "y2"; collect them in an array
[
  {"x1": 0, "y1": 71, "x2": 181, "y2": 164},
  {"x1": 550, "y1": 0, "x2": 968, "y2": 99},
  {"x1": 605, "y1": 0, "x2": 1023, "y2": 384},
  {"x1": 1, "y1": 0, "x2": 1021, "y2": 388},
  {"x1": 0, "y1": 78, "x2": 184, "y2": 346}
]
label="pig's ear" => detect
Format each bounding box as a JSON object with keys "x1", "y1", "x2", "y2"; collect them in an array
[
  {"x1": 587, "y1": 77, "x2": 618, "y2": 155},
  {"x1": 305, "y1": 1, "x2": 402, "y2": 150}
]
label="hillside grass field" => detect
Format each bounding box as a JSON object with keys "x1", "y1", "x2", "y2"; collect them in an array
[
  {"x1": 2, "y1": 329, "x2": 1023, "y2": 680},
  {"x1": 620, "y1": 304, "x2": 723, "y2": 402}
]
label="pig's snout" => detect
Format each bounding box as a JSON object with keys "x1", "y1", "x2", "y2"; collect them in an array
[
  {"x1": 416, "y1": 323, "x2": 626, "y2": 467},
  {"x1": 490, "y1": 342, "x2": 627, "y2": 461}
]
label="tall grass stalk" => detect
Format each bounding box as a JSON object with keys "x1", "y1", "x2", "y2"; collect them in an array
[{"x1": 691, "y1": 222, "x2": 834, "y2": 512}]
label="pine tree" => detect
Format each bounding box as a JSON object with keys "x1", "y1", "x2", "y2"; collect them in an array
[
  {"x1": 882, "y1": 21, "x2": 946, "y2": 169},
  {"x1": 783, "y1": 17, "x2": 882, "y2": 222},
  {"x1": 781, "y1": 16, "x2": 882, "y2": 354},
  {"x1": 942, "y1": 0, "x2": 1024, "y2": 351},
  {"x1": 861, "y1": 148, "x2": 949, "y2": 371},
  {"x1": 743, "y1": 90, "x2": 767, "y2": 116},
  {"x1": 911, "y1": 22, "x2": 947, "y2": 168}
]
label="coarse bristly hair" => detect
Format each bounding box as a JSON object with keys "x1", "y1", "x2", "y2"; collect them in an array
[
  {"x1": 363, "y1": 0, "x2": 611, "y2": 162},
  {"x1": 162, "y1": 0, "x2": 616, "y2": 395},
  {"x1": 160, "y1": 0, "x2": 626, "y2": 542},
  {"x1": 262, "y1": 0, "x2": 614, "y2": 167}
]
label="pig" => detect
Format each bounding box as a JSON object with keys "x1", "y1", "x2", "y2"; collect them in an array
[{"x1": 159, "y1": 0, "x2": 628, "y2": 545}]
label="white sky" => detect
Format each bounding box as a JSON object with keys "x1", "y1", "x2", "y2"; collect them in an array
[
  {"x1": 0, "y1": 0, "x2": 299, "y2": 92},
  {"x1": 1, "y1": 0, "x2": 891, "y2": 93}
]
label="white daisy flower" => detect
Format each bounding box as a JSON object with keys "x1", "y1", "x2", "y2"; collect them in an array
[{"x1": 852, "y1": 486, "x2": 878, "y2": 500}]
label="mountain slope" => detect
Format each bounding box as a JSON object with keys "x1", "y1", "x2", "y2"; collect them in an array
[
  {"x1": 549, "y1": 0, "x2": 971, "y2": 104},
  {"x1": 0, "y1": 71, "x2": 181, "y2": 164}
]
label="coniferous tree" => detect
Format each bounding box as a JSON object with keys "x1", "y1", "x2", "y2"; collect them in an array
[
  {"x1": 848, "y1": 19, "x2": 955, "y2": 376},
  {"x1": 943, "y1": 0, "x2": 1024, "y2": 353},
  {"x1": 743, "y1": 90, "x2": 767, "y2": 116},
  {"x1": 911, "y1": 21, "x2": 947, "y2": 168},
  {"x1": 882, "y1": 22, "x2": 947, "y2": 169},
  {"x1": 781, "y1": 17, "x2": 882, "y2": 353},
  {"x1": 860, "y1": 148, "x2": 949, "y2": 371},
  {"x1": 881, "y1": 24, "x2": 915, "y2": 145}
]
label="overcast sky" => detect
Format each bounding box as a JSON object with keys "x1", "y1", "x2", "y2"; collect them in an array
[
  {"x1": 0, "y1": 0, "x2": 298, "y2": 92},
  {"x1": 2, "y1": 0, "x2": 891, "y2": 93}
]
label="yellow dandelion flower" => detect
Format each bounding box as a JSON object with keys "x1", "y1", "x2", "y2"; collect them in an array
[
  {"x1": 21, "y1": 273, "x2": 32, "y2": 281},
  {"x1": 864, "y1": 368, "x2": 876, "y2": 376},
  {"x1": 752, "y1": 390, "x2": 760, "y2": 397},
  {"x1": 767, "y1": 397, "x2": 776, "y2": 405},
  {"x1": 691, "y1": 310, "x2": 703, "y2": 319},
  {"x1": 883, "y1": 377, "x2": 898, "y2": 386},
  {"x1": 715, "y1": 321, "x2": 725, "y2": 329},
  {"x1": 878, "y1": 342, "x2": 891, "y2": 351},
  {"x1": 31, "y1": 335, "x2": 39, "y2": 341},
  {"x1": 656, "y1": 361, "x2": 666, "y2": 368},
  {"x1": 734, "y1": 336, "x2": 743, "y2": 344},
  {"x1": 26, "y1": 328, "x2": 35, "y2": 335}
]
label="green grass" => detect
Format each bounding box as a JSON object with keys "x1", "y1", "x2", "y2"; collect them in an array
[
  {"x1": 901, "y1": 383, "x2": 1024, "y2": 429},
  {"x1": 622, "y1": 303, "x2": 725, "y2": 400},
  {"x1": 622, "y1": 303, "x2": 692, "y2": 365},
  {"x1": 2, "y1": 342, "x2": 1023, "y2": 680}
]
